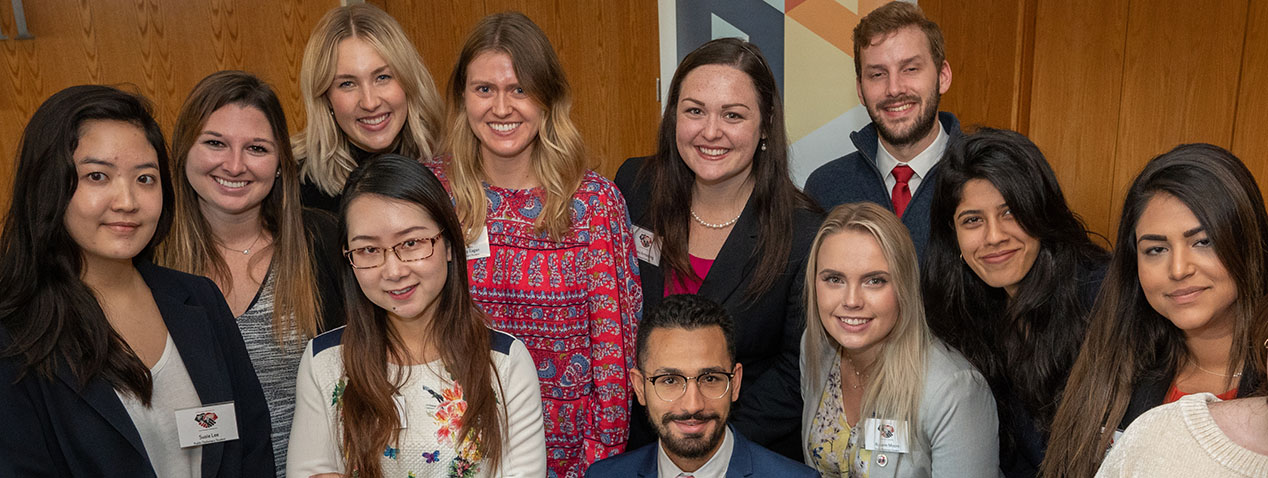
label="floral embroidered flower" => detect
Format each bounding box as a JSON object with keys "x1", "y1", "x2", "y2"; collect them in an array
[{"x1": 331, "y1": 378, "x2": 346, "y2": 406}]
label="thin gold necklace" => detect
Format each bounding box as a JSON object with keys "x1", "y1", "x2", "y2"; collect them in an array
[
  {"x1": 218, "y1": 230, "x2": 264, "y2": 256},
  {"x1": 1191, "y1": 360, "x2": 1242, "y2": 378},
  {"x1": 843, "y1": 353, "x2": 869, "y2": 390}
]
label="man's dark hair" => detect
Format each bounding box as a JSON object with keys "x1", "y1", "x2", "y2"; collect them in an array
[{"x1": 635, "y1": 294, "x2": 736, "y2": 369}]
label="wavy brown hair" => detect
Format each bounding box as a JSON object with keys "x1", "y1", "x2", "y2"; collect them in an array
[
  {"x1": 1042, "y1": 144, "x2": 1268, "y2": 476},
  {"x1": 156, "y1": 70, "x2": 322, "y2": 343},
  {"x1": 638, "y1": 38, "x2": 817, "y2": 301},
  {"x1": 337, "y1": 155, "x2": 505, "y2": 477},
  {"x1": 442, "y1": 11, "x2": 586, "y2": 243}
]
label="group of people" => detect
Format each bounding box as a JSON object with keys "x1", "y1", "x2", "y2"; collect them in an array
[{"x1": 1, "y1": 1, "x2": 1266, "y2": 478}]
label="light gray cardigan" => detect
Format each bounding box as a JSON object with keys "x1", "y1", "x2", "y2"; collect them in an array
[{"x1": 800, "y1": 333, "x2": 1002, "y2": 478}]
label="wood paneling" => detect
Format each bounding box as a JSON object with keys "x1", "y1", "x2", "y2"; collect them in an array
[
  {"x1": 386, "y1": 0, "x2": 661, "y2": 179},
  {"x1": 921, "y1": 0, "x2": 1032, "y2": 133},
  {"x1": 1234, "y1": 0, "x2": 1268, "y2": 188},
  {"x1": 1026, "y1": 0, "x2": 1129, "y2": 241},
  {"x1": 1109, "y1": 0, "x2": 1248, "y2": 234},
  {"x1": 0, "y1": 0, "x2": 333, "y2": 212}
]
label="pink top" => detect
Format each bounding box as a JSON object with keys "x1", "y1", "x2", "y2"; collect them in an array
[{"x1": 665, "y1": 255, "x2": 716, "y2": 295}]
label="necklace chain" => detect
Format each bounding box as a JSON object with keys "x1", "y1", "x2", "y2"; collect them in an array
[
  {"x1": 1191, "y1": 360, "x2": 1242, "y2": 378},
  {"x1": 218, "y1": 230, "x2": 264, "y2": 256},
  {"x1": 690, "y1": 208, "x2": 742, "y2": 229},
  {"x1": 843, "y1": 353, "x2": 869, "y2": 390}
]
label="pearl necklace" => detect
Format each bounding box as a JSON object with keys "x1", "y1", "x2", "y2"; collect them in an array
[{"x1": 690, "y1": 208, "x2": 742, "y2": 229}]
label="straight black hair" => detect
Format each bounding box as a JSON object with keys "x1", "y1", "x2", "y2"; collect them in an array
[{"x1": 0, "y1": 85, "x2": 174, "y2": 404}]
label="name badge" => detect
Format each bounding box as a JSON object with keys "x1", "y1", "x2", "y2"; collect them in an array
[
  {"x1": 466, "y1": 226, "x2": 491, "y2": 260},
  {"x1": 632, "y1": 225, "x2": 661, "y2": 266},
  {"x1": 394, "y1": 394, "x2": 408, "y2": 429},
  {"x1": 175, "y1": 401, "x2": 239, "y2": 448},
  {"x1": 863, "y1": 418, "x2": 910, "y2": 453}
]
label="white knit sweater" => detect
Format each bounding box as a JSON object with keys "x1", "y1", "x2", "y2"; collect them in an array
[{"x1": 1097, "y1": 392, "x2": 1268, "y2": 477}]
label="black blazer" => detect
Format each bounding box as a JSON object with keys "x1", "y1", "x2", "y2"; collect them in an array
[
  {"x1": 615, "y1": 157, "x2": 822, "y2": 460},
  {"x1": 0, "y1": 262, "x2": 274, "y2": 477}
]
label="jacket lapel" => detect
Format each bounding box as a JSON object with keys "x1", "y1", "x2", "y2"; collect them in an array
[
  {"x1": 725, "y1": 427, "x2": 754, "y2": 478},
  {"x1": 638, "y1": 443, "x2": 659, "y2": 477},
  {"x1": 140, "y1": 263, "x2": 228, "y2": 477},
  {"x1": 53, "y1": 363, "x2": 151, "y2": 467},
  {"x1": 697, "y1": 196, "x2": 759, "y2": 306}
]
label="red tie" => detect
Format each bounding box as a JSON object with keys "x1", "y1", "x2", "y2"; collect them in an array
[{"x1": 891, "y1": 164, "x2": 915, "y2": 218}]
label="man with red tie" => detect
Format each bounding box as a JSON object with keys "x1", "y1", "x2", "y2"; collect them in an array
[{"x1": 805, "y1": 1, "x2": 958, "y2": 260}]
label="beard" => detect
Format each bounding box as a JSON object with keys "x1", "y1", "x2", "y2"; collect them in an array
[
  {"x1": 867, "y1": 87, "x2": 941, "y2": 149},
  {"x1": 652, "y1": 410, "x2": 727, "y2": 459}
]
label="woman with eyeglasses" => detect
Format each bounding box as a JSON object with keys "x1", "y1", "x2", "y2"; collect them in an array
[
  {"x1": 802, "y1": 202, "x2": 999, "y2": 477},
  {"x1": 0, "y1": 85, "x2": 272, "y2": 476},
  {"x1": 287, "y1": 155, "x2": 545, "y2": 478}
]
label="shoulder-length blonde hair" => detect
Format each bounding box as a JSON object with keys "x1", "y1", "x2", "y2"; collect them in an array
[
  {"x1": 295, "y1": 3, "x2": 444, "y2": 196},
  {"x1": 442, "y1": 11, "x2": 586, "y2": 243},
  {"x1": 156, "y1": 70, "x2": 322, "y2": 343},
  {"x1": 804, "y1": 202, "x2": 930, "y2": 440}
]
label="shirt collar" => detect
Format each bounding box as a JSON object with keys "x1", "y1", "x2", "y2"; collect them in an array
[
  {"x1": 657, "y1": 426, "x2": 735, "y2": 478},
  {"x1": 874, "y1": 120, "x2": 949, "y2": 180}
]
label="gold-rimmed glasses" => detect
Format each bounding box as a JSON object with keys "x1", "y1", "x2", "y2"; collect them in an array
[
  {"x1": 643, "y1": 371, "x2": 735, "y2": 401},
  {"x1": 343, "y1": 232, "x2": 442, "y2": 269}
]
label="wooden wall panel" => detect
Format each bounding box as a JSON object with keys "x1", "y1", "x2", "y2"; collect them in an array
[
  {"x1": 1234, "y1": 0, "x2": 1268, "y2": 188},
  {"x1": 0, "y1": 0, "x2": 334, "y2": 213},
  {"x1": 1109, "y1": 0, "x2": 1248, "y2": 234},
  {"x1": 386, "y1": 0, "x2": 662, "y2": 179},
  {"x1": 921, "y1": 0, "x2": 1032, "y2": 133},
  {"x1": 1026, "y1": 0, "x2": 1129, "y2": 241}
]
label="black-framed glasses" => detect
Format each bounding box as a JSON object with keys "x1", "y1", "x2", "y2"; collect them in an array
[
  {"x1": 343, "y1": 233, "x2": 442, "y2": 269},
  {"x1": 643, "y1": 371, "x2": 735, "y2": 402}
]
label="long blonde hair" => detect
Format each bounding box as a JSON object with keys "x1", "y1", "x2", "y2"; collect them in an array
[
  {"x1": 442, "y1": 11, "x2": 586, "y2": 243},
  {"x1": 156, "y1": 70, "x2": 321, "y2": 343},
  {"x1": 804, "y1": 202, "x2": 930, "y2": 440},
  {"x1": 295, "y1": 3, "x2": 444, "y2": 196}
]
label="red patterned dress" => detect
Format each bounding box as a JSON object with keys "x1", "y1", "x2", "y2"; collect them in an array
[{"x1": 426, "y1": 159, "x2": 642, "y2": 478}]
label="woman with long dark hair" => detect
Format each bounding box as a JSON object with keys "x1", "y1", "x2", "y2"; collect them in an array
[
  {"x1": 155, "y1": 70, "x2": 344, "y2": 477},
  {"x1": 922, "y1": 128, "x2": 1109, "y2": 476},
  {"x1": 614, "y1": 37, "x2": 821, "y2": 459},
  {"x1": 429, "y1": 12, "x2": 641, "y2": 476},
  {"x1": 287, "y1": 155, "x2": 545, "y2": 478},
  {"x1": 1043, "y1": 144, "x2": 1268, "y2": 476},
  {"x1": 0, "y1": 85, "x2": 272, "y2": 476}
]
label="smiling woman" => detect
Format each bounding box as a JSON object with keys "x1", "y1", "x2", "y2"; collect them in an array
[
  {"x1": 293, "y1": 4, "x2": 445, "y2": 213},
  {"x1": 428, "y1": 12, "x2": 642, "y2": 477},
  {"x1": 1043, "y1": 144, "x2": 1268, "y2": 477},
  {"x1": 0, "y1": 85, "x2": 272, "y2": 476}
]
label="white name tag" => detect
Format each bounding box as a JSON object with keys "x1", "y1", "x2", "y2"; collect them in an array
[
  {"x1": 175, "y1": 401, "x2": 239, "y2": 448},
  {"x1": 466, "y1": 226, "x2": 491, "y2": 260},
  {"x1": 863, "y1": 418, "x2": 910, "y2": 453},
  {"x1": 632, "y1": 225, "x2": 661, "y2": 266}
]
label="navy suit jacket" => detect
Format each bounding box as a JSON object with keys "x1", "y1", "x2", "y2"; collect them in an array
[
  {"x1": 0, "y1": 261, "x2": 274, "y2": 477},
  {"x1": 586, "y1": 427, "x2": 820, "y2": 477},
  {"x1": 615, "y1": 156, "x2": 822, "y2": 460}
]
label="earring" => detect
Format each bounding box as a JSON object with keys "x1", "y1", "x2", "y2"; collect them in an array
[
  {"x1": 276, "y1": 169, "x2": 281, "y2": 178},
  {"x1": 760, "y1": 140, "x2": 767, "y2": 151}
]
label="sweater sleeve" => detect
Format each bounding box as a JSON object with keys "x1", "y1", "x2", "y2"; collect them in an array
[
  {"x1": 500, "y1": 339, "x2": 548, "y2": 477},
  {"x1": 927, "y1": 366, "x2": 1001, "y2": 478},
  {"x1": 286, "y1": 342, "x2": 345, "y2": 478},
  {"x1": 582, "y1": 181, "x2": 642, "y2": 466}
]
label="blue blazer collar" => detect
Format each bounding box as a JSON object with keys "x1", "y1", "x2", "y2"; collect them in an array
[
  {"x1": 54, "y1": 262, "x2": 230, "y2": 476},
  {"x1": 637, "y1": 425, "x2": 756, "y2": 478}
]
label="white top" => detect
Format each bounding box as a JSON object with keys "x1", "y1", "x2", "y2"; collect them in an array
[
  {"x1": 1097, "y1": 393, "x2": 1268, "y2": 477},
  {"x1": 657, "y1": 427, "x2": 734, "y2": 478},
  {"x1": 115, "y1": 334, "x2": 203, "y2": 478},
  {"x1": 875, "y1": 121, "x2": 949, "y2": 197},
  {"x1": 286, "y1": 327, "x2": 547, "y2": 478}
]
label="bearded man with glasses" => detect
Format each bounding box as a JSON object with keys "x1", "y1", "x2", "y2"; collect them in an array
[{"x1": 587, "y1": 294, "x2": 817, "y2": 477}]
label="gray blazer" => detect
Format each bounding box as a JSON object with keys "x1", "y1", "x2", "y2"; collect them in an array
[{"x1": 800, "y1": 334, "x2": 1001, "y2": 477}]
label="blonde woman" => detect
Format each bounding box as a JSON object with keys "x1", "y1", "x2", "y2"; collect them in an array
[
  {"x1": 295, "y1": 3, "x2": 444, "y2": 212},
  {"x1": 802, "y1": 202, "x2": 999, "y2": 477},
  {"x1": 425, "y1": 12, "x2": 641, "y2": 477},
  {"x1": 155, "y1": 70, "x2": 342, "y2": 477}
]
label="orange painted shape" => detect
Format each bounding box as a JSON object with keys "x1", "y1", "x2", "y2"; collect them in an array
[
  {"x1": 787, "y1": 0, "x2": 810, "y2": 10},
  {"x1": 787, "y1": 0, "x2": 859, "y2": 54}
]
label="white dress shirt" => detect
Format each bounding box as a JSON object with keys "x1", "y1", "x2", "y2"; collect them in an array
[{"x1": 876, "y1": 121, "x2": 950, "y2": 197}]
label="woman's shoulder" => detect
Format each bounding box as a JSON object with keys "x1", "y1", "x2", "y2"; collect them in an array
[
  {"x1": 922, "y1": 339, "x2": 989, "y2": 392},
  {"x1": 136, "y1": 261, "x2": 219, "y2": 300}
]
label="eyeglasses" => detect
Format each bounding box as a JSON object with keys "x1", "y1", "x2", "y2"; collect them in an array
[
  {"x1": 643, "y1": 371, "x2": 735, "y2": 402},
  {"x1": 344, "y1": 233, "x2": 442, "y2": 269}
]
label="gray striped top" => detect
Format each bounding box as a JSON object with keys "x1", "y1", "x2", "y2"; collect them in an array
[{"x1": 235, "y1": 270, "x2": 305, "y2": 478}]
